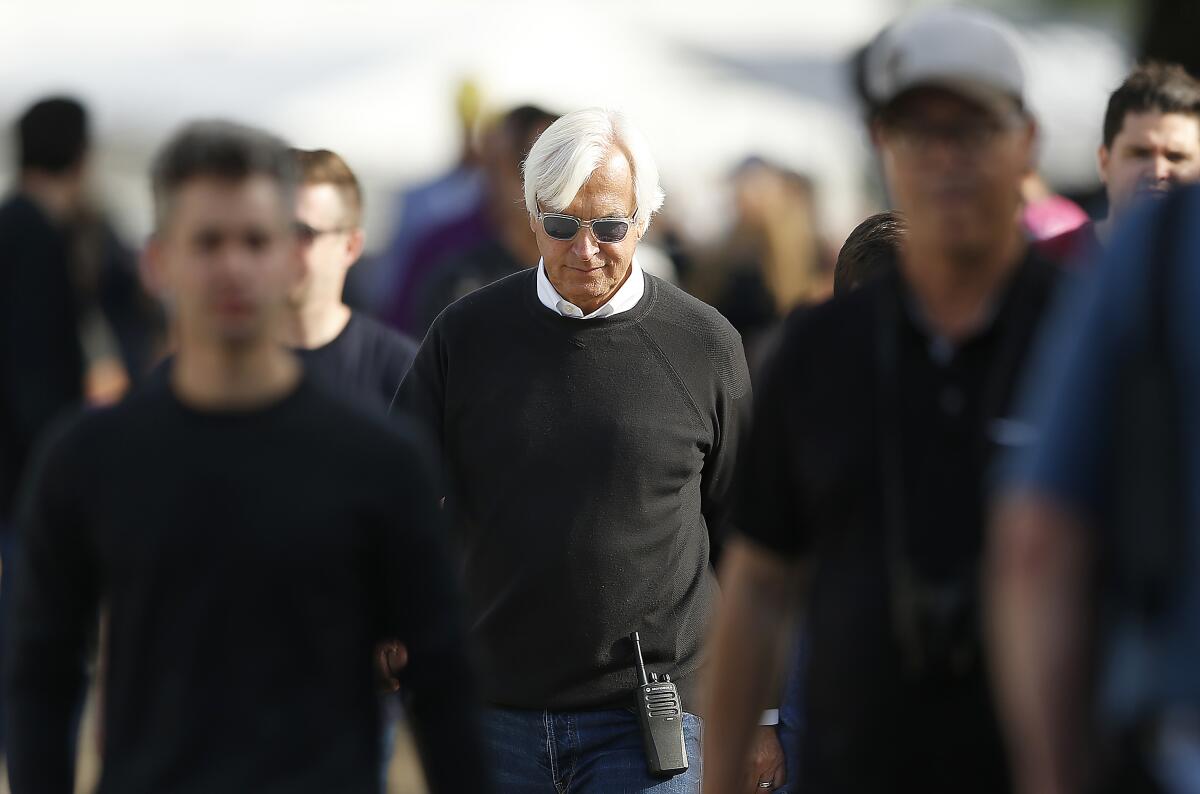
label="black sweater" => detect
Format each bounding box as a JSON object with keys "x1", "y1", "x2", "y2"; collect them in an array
[
  {"x1": 394, "y1": 268, "x2": 751, "y2": 712},
  {"x1": 0, "y1": 194, "x2": 84, "y2": 520},
  {"x1": 5, "y1": 374, "x2": 486, "y2": 794}
]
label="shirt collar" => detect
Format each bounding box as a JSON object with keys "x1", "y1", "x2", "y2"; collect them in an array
[{"x1": 535, "y1": 258, "x2": 645, "y2": 319}]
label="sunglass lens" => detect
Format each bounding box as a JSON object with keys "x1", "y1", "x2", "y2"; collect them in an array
[
  {"x1": 592, "y1": 220, "x2": 630, "y2": 243},
  {"x1": 294, "y1": 222, "x2": 317, "y2": 244},
  {"x1": 542, "y1": 215, "x2": 579, "y2": 240}
]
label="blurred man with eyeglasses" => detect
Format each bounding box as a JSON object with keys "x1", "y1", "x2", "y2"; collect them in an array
[
  {"x1": 703, "y1": 8, "x2": 1062, "y2": 793},
  {"x1": 282, "y1": 149, "x2": 416, "y2": 412},
  {"x1": 394, "y1": 107, "x2": 771, "y2": 792}
]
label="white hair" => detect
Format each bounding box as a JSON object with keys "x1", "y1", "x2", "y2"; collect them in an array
[{"x1": 522, "y1": 108, "x2": 665, "y2": 235}]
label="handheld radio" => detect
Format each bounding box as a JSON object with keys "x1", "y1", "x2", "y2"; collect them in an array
[{"x1": 630, "y1": 631, "x2": 689, "y2": 777}]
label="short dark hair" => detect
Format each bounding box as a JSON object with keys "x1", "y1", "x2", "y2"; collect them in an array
[
  {"x1": 502, "y1": 104, "x2": 559, "y2": 170},
  {"x1": 151, "y1": 120, "x2": 296, "y2": 230},
  {"x1": 18, "y1": 96, "x2": 89, "y2": 174},
  {"x1": 292, "y1": 148, "x2": 362, "y2": 226},
  {"x1": 1103, "y1": 61, "x2": 1200, "y2": 149},
  {"x1": 834, "y1": 211, "x2": 906, "y2": 296}
]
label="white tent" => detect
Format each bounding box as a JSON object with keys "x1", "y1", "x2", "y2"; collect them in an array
[{"x1": 0, "y1": 0, "x2": 1128, "y2": 246}]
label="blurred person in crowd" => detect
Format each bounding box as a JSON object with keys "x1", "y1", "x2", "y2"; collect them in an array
[
  {"x1": 703, "y1": 8, "x2": 1061, "y2": 793},
  {"x1": 0, "y1": 98, "x2": 89, "y2": 529},
  {"x1": 412, "y1": 105, "x2": 558, "y2": 334},
  {"x1": 696, "y1": 158, "x2": 831, "y2": 363},
  {"x1": 283, "y1": 148, "x2": 417, "y2": 411},
  {"x1": 373, "y1": 80, "x2": 492, "y2": 332},
  {"x1": 284, "y1": 146, "x2": 418, "y2": 783},
  {"x1": 770, "y1": 208, "x2": 910, "y2": 793},
  {"x1": 395, "y1": 107, "x2": 777, "y2": 792},
  {"x1": 0, "y1": 98, "x2": 94, "y2": 757},
  {"x1": 3, "y1": 120, "x2": 487, "y2": 794},
  {"x1": 990, "y1": 186, "x2": 1200, "y2": 794},
  {"x1": 833, "y1": 210, "x2": 906, "y2": 296},
  {"x1": 1041, "y1": 61, "x2": 1200, "y2": 264},
  {"x1": 1020, "y1": 173, "x2": 1089, "y2": 246},
  {"x1": 67, "y1": 204, "x2": 166, "y2": 393}
]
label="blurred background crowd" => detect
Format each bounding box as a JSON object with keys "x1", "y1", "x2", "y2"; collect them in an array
[{"x1": 0, "y1": 0, "x2": 1189, "y2": 403}]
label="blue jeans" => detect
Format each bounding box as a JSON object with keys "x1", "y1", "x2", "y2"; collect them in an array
[{"x1": 481, "y1": 706, "x2": 703, "y2": 793}]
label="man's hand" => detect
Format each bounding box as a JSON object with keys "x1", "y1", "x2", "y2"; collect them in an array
[
  {"x1": 375, "y1": 641, "x2": 408, "y2": 693},
  {"x1": 701, "y1": 538, "x2": 802, "y2": 793},
  {"x1": 745, "y1": 726, "x2": 786, "y2": 791}
]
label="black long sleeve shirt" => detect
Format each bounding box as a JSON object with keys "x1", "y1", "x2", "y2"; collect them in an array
[
  {"x1": 0, "y1": 193, "x2": 84, "y2": 521},
  {"x1": 394, "y1": 268, "x2": 751, "y2": 713},
  {"x1": 5, "y1": 373, "x2": 486, "y2": 794}
]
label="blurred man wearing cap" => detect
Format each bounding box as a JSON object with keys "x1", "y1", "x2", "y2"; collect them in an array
[
  {"x1": 1041, "y1": 61, "x2": 1200, "y2": 264},
  {"x1": 703, "y1": 8, "x2": 1060, "y2": 793}
]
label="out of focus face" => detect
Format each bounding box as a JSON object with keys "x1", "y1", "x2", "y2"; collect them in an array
[
  {"x1": 291, "y1": 183, "x2": 360, "y2": 308},
  {"x1": 154, "y1": 175, "x2": 299, "y2": 349},
  {"x1": 1100, "y1": 111, "x2": 1200, "y2": 222},
  {"x1": 530, "y1": 148, "x2": 641, "y2": 314},
  {"x1": 875, "y1": 88, "x2": 1034, "y2": 266}
]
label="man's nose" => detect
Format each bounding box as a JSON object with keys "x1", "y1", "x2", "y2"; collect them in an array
[
  {"x1": 571, "y1": 226, "x2": 600, "y2": 259},
  {"x1": 213, "y1": 243, "x2": 255, "y2": 280},
  {"x1": 1154, "y1": 155, "x2": 1174, "y2": 182}
]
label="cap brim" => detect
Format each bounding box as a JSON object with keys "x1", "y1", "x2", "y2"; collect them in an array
[{"x1": 886, "y1": 77, "x2": 1024, "y2": 120}]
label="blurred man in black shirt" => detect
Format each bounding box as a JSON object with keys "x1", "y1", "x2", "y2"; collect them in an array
[
  {"x1": 704, "y1": 8, "x2": 1059, "y2": 793},
  {"x1": 4, "y1": 120, "x2": 486, "y2": 794},
  {"x1": 0, "y1": 98, "x2": 89, "y2": 526},
  {"x1": 282, "y1": 148, "x2": 416, "y2": 411},
  {"x1": 0, "y1": 98, "x2": 92, "y2": 756},
  {"x1": 413, "y1": 105, "x2": 558, "y2": 335}
]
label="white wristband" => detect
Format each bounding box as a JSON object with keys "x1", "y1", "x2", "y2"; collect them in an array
[{"x1": 758, "y1": 708, "x2": 780, "y2": 726}]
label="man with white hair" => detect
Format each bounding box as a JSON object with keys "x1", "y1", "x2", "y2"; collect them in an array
[{"x1": 395, "y1": 108, "x2": 761, "y2": 792}]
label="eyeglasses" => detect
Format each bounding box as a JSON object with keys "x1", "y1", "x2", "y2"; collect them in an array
[
  {"x1": 536, "y1": 207, "x2": 637, "y2": 243},
  {"x1": 885, "y1": 115, "x2": 1021, "y2": 154},
  {"x1": 293, "y1": 221, "x2": 350, "y2": 245}
]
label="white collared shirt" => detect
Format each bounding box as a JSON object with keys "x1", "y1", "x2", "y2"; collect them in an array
[{"x1": 535, "y1": 258, "x2": 645, "y2": 319}]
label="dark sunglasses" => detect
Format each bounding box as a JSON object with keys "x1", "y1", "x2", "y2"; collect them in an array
[
  {"x1": 536, "y1": 207, "x2": 637, "y2": 243},
  {"x1": 293, "y1": 221, "x2": 349, "y2": 245}
]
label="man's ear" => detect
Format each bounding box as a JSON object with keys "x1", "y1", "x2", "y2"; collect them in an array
[
  {"x1": 1021, "y1": 116, "x2": 1040, "y2": 175},
  {"x1": 1097, "y1": 143, "x2": 1111, "y2": 186},
  {"x1": 140, "y1": 234, "x2": 168, "y2": 299},
  {"x1": 344, "y1": 227, "x2": 366, "y2": 268},
  {"x1": 869, "y1": 117, "x2": 887, "y2": 148},
  {"x1": 528, "y1": 211, "x2": 538, "y2": 236}
]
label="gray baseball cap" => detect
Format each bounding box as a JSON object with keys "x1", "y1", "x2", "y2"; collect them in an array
[{"x1": 862, "y1": 6, "x2": 1027, "y2": 118}]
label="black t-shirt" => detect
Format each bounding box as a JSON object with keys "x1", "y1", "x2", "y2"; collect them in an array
[
  {"x1": 5, "y1": 373, "x2": 486, "y2": 794},
  {"x1": 293, "y1": 312, "x2": 417, "y2": 413},
  {"x1": 739, "y1": 253, "x2": 1058, "y2": 793},
  {"x1": 395, "y1": 268, "x2": 751, "y2": 713},
  {"x1": 0, "y1": 193, "x2": 84, "y2": 521}
]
